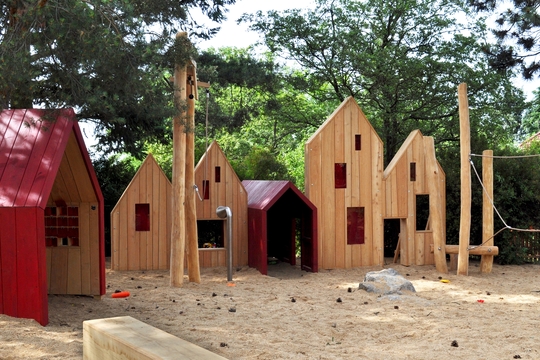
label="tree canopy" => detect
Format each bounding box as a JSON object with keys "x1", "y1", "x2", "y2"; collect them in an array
[
  {"x1": 243, "y1": 0, "x2": 526, "y2": 160},
  {"x1": 469, "y1": 0, "x2": 540, "y2": 78},
  {"x1": 0, "y1": 0, "x2": 235, "y2": 154}
]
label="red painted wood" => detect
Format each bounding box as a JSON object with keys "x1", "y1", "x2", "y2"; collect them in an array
[
  {"x1": 243, "y1": 180, "x2": 318, "y2": 274},
  {"x1": 15, "y1": 208, "x2": 48, "y2": 325},
  {"x1": 25, "y1": 110, "x2": 72, "y2": 207},
  {"x1": 0, "y1": 110, "x2": 26, "y2": 206},
  {"x1": 0, "y1": 209, "x2": 18, "y2": 317}
]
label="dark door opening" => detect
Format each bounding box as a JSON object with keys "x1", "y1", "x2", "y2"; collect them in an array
[{"x1": 384, "y1": 219, "x2": 401, "y2": 258}]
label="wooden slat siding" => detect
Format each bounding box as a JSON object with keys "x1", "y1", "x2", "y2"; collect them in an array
[
  {"x1": 159, "y1": 171, "x2": 170, "y2": 269},
  {"x1": 49, "y1": 247, "x2": 68, "y2": 294},
  {"x1": 321, "y1": 119, "x2": 336, "y2": 269},
  {"x1": 349, "y1": 105, "x2": 362, "y2": 267},
  {"x1": 64, "y1": 134, "x2": 89, "y2": 202},
  {"x1": 13, "y1": 119, "x2": 47, "y2": 206},
  {"x1": 305, "y1": 135, "x2": 322, "y2": 266},
  {"x1": 60, "y1": 152, "x2": 83, "y2": 203},
  {"x1": 67, "y1": 247, "x2": 82, "y2": 294},
  {"x1": 372, "y1": 134, "x2": 384, "y2": 266},
  {"x1": 16, "y1": 208, "x2": 47, "y2": 324},
  {"x1": 0, "y1": 209, "x2": 17, "y2": 316},
  {"x1": 151, "y1": 159, "x2": 160, "y2": 269},
  {"x1": 359, "y1": 114, "x2": 373, "y2": 266},
  {"x1": 45, "y1": 248, "x2": 52, "y2": 291},
  {"x1": 118, "y1": 196, "x2": 129, "y2": 271},
  {"x1": 127, "y1": 173, "x2": 139, "y2": 270},
  {"x1": 79, "y1": 202, "x2": 92, "y2": 295},
  {"x1": 424, "y1": 231, "x2": 434, "y2": 264},
  {"x1": 334, "y1": 106, "x2": 346, "y2": 269},
  {"x1": 0, "y1": 112, "x2": 24, "y2": 202},
  {"x1": 89, "y1": 202, "x2": 100, "y2": 294},
  {"x1": 111, "y1": 210, "x2": 120, "y2": 270},
  {"x1": 138, "y1": 160, "x2": 148, "y2": 270},
  {"x1": 415, "y1": 232, "x2": 425, "y2": 265},
  {"x1": 2, "y1": 116, "x2": 41, "y2": 206}
]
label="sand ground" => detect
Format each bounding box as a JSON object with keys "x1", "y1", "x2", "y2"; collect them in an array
[{"x1": 1, "y1": 259, "x2": 539, "y2": 359}]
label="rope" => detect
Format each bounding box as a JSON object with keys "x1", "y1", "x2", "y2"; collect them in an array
[
  {"x1": 470, "y1": 153, "x2": 540, "y2": 159},
  {"x1": 468, "y1": 156, "x2": 540, "y2": 250}
]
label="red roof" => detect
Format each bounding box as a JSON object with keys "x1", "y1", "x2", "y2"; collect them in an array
[
  {"x1": 243, "y1": 180, "x2": 316, "y2": 211},
  {"x1": 0, "y1": 108, "x2": 92, "y2": 208}
]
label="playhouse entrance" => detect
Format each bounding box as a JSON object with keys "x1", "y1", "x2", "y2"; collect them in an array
[{"x1": 384, "y1": 219, "x2": 401, "y2": 259}]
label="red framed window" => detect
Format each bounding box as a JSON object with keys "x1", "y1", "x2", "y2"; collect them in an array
[
  {"x1": 347, "y1": 207, "x2": 365, "y2": 245},
  {"x1": 135, "y1": 203, "x2": 150, "y2": 231},
  {"x1": 335, "y1": 163, "x2": 347, "y2": 188}
]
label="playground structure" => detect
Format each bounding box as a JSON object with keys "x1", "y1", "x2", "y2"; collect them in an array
[
  {"x1": 243, "y1": 180, "x2": 318, "y2": 275},
  {"x1": 0, "y1": 108, "x2": 105, "y2": 326},
  {"x1": 111, "y1": 154, "x2": 171, "y2": 271}
]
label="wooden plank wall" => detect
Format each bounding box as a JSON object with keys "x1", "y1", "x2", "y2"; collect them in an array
[
  {"x1": 305, "y1": 97, "x2": 384, "y2": 269},
  {"x1": 195, "y1": 141, "x2": 248, "y2": 267},
  {"x1": 111, "y1": 155, "x2": 171, "y2": 271},
  {"x1": 0, "y1": 208, "x2": 48, "y2": 325},
  {"x1": 382, "y1": 131, "x2": 445, "y2": 266},
  {"x1": 46, "y1": 201, "x2": 101, "y2": 295},
  {"x1": 44, "y1": 131, "x2": 102, "y2": 296}
]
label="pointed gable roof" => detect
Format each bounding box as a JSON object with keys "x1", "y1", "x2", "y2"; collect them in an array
[
  {"x1": 243, "y1": 180, "x2": 316, "y2": 212},
  {"x1": 0, "y1": 108, "x2": 101, "y2": 208}
]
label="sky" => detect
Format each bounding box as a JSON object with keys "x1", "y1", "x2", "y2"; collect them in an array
[{"x1": 192, "y1": 0, "x2": 315, "y2": 50}]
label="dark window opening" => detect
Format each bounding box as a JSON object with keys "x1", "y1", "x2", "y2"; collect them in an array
[
  {"x1": 135, "y1": 203, "x2": 150, "y2": 231},
  {"x1": 202, "y1": 180, "x2": 210, "y2": 199},
  {"x1": 355, "y1": 134, "x2": 361, "y2": 151},
  {"x1": 416, "y1": 195, "x2": 430, "y2": 230},
  {"x1": 335, "y1": 163, "x2": 347, "y2": 188},
  {"x1": 45, "y1": 206, "x2": 79, "y2": 247},
  {"x1": 347, "y1": 207, "x2": 365, "y2": 245},
  {"x1": 410, "y1": 162, "x2": 416, "y2": 181},
  {"x1": 197, "y1": 220, "x2": 224, "y2": 248},
  {"x1": 215, "y1": 166, "x2": 221, "y2": 183}
]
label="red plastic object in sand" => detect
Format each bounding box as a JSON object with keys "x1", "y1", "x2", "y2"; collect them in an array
[{"x1": 112, "y1": 291, "x2": 130, "y2": 298}]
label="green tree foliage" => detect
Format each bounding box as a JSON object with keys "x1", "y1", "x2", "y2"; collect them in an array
[
  {"x1": 469, "y1": 0, "x2": 540, "y2": 78},
  {"x1": 0, "y1": 0, "x2": 235, "y2": 154},
  {"x1": 243, "y1": 0, "x2": 526, "y2": 161},
  {"x1": 521, "y1": 88, "x2": 540, "y2": 137}
]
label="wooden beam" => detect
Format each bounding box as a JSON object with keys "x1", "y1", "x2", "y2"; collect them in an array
[
  {"x1": 457, "y1": 83, "x2": 471, "y2": 276},
  {"x1": 430, "y1": 244, "x2": 499, "y2": 255},
  {"x1": 424, "y1": 136, "x2": 448, "y2": 273},
  {"x1": 481, "y1": 149, "x2": 495, "y2": 273},
  {"x1": 170, "y1": 32, "x2": 188, "y2": 287},
  {"x1": 83, "y1": 316, "x2": 228, "y2": 360},
  {"x1": 185, "y1": 62, "x2": 201, "y2": 283}
]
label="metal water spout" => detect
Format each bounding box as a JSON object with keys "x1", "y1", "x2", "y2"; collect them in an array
[{"x1": 216, "y1": 206, "x2": 233, "y2": 281}]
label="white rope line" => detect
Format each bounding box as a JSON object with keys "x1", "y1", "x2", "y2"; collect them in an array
[
  {"x1": 470, "y1": 153, "x2": 540, "y2": 159},
  {"x1": 468, "y1": 157, "x2": 540, "y2": 249}
]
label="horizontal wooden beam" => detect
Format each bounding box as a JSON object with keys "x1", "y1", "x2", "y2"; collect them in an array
[
  {"x1": 83, "y1": 316, "x2": 228, "y2": 360},
  {"x1": 430, "y1": 244, "x2": 498, "y2": 256}
]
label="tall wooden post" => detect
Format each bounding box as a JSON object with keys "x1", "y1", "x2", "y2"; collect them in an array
[
  {"x1": 457, "y1": 83, "x2": 471, "y2": 276},
  {"x1": 425, "y1": 136, "x2": 448, "y2": 273},
  {"x1": 185, "y1": 63, "x2": 201, "y2": 283},
  {"x1": 480, "y1": 149, "x2": 494, "y2": 273},
  {"x1": 170, "y1": 32, "x2": 188, "y2": 287}
]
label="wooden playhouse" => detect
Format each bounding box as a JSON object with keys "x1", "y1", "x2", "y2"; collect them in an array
[
  {"x1": 111, "y1": 141, "x2": 248, "y2": 270},
  {"x1": 111, "y1": 154, "x2": 172, "y2": 271},
  {"x1": 194, "y1": 141, "x2": 248, "y2": 268},
  {"x1": 242, "y1": 180, "x2": 318, "y2": 275},
  {"x1": 0, "y1": 109, "x2": 105, "y2": 326},
  {"x1": 305, "y1": 97, "x2": 385, "y2": 269},
  {"x1": 383, "y1": 130, "x2": 446, "y2": 266}
]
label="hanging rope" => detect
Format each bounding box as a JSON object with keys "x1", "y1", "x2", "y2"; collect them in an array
[{"x1": 468, "y1": 155, "x2": 540, "y2": 250}]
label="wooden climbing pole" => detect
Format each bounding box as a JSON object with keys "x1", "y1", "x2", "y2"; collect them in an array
[{"x1": 170, "y1": 32, "x2": 200, "y2": 287}]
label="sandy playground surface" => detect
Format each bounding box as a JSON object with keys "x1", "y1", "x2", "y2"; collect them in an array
[{"x1": 1, "y1": 259, "x2": 539, "y2": 360}]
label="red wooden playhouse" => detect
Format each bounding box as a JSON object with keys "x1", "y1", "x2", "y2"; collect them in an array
[
  {"x1": 242, "y1": 180, "x2": 318, "y2": 275},
  {"x1": 0, "y1": 109, "x2": 105, "y2": 326}
]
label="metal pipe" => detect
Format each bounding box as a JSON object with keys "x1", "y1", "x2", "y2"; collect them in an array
[{"x1": 216, "y1": 206, "x2": 233, "y2": 281}]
